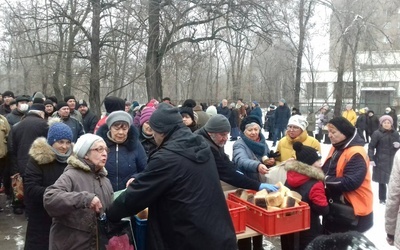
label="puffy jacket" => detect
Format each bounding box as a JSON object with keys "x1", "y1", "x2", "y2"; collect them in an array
[{"x1": 97, "y1": 124, "x2": 147, "y2": 191}]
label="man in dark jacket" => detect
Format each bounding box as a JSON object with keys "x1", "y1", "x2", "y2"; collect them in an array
[
  {"x1": 366, "y1": 110, "x2": 379, "y2": 143},
  {"x1": 217, "y1": 98, "x2": 231, "y2": 119},
  {"x1": 77, "y1": 99, "x2": 99, "y2": 134},
  {"x1": 54, "y1": 102, "x2": 84, "y2": 142},
  {"x1": 6, "y1": 95, "x2": 30, "y2": 126},
  {"x1": 273, "y1": 98, "x2": 291, "y2": 146},
  {"x1": 264, "y1": 105, "x2": 276, "y2": 140},
  {"x1": 0, "y1": 91, "x2": 15, "y2": 116},
  {"x1": 108, "y1": 103, "x2": 237, "y2": 250}
]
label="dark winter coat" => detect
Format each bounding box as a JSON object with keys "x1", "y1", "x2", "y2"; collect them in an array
[
  {"x1": 11, "y1": 112, "x2": 48, "y2": 176},
  {"x1": 355, "y1": 114, "x2": 367, "y2": 130},
  {"x1": 43, "y1": 155, "x2": 113, "y2": 250},
  {"x1": 228, "y1": 108, "x2": 239, "y2": 129},
  {"x1": 24, "y1": 137, "x2": 68, "y2": 250},
  {"x1": 107, "y1": 125, "x2": 237, "y2": 250},
  {"x1": 0, "y1": 103, "x2": 11, "y2": 116},
  {"x1": 139, "y1": 128, "x2": 157, "y2": 158},
  {"x1": 61, "y1": 116, "x2": 84, "y2": 142},
  {"x1": 97, "y1": 124, "x2": 147, "y2": 191},
  {"x1": 264, "y1": 109, "x2": 276, "y2": 132},
  {"x1": 283, "y1": 160, "x2": 329, "y2": 249},
  {"x1": 195, "y1": 127, "x2": 260, "y2": 190},
  {"x1": 274, "y1": 104, "x2": 291, "y2": 129},
  {"x1": 81, "y1": 109, "x2": 99, "y2": 134},
  {"x1": 368, "y1": 127, "x2": 400, "y2": 184},
  {"x1": 249, "y1": 106, "x2": 262, "y2": 121},
  {"x1": 366, "y1": 112, "x2": 379, "y2": 135},
  {"x1": 6, "y1": 109, "x2": 26, "y2": 126},
  {"x1": 217, "y1": 105, "x2": 231, "y2": 119}
]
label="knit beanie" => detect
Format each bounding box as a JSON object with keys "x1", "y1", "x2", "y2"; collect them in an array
[
  {"x1": 305, "y1": 231, "x2": 377, "y2": 250},
  {"x1": 328, "y1": 117, "x2": 355, "y2": 138},
  {"x1": 47, "y1": 122, "x2": 73, "y2": 145},
  {"x1": 106, "y1": 110, "x2": 133, "y2": 128},
  {"x1": 2, "y1": 91, "x2": 14, "y2": 98},
  {"x1": 204, "y1": 114, "x2": 231, "y2": 133},
  {"x1": 103, "y1": 96, "x2": 125, "y2": 113},
  {"x1": 182, "y1": 99, "x2": 197, "y2": 108},
  {"x1": 33, "y1": 92, "x2": 45, "y2": 100},
  {"x1": 279, "y1": 98, "x2": 286, "y2": 104},
  {"x1": 76, "y1": 99, "x2": 88, "y2": 109},
  {"x1": 47, "y1": 96, "x2": 58, "y2": 104},
  {"x1": 379, "y1": 115, "x2": 393, "y2": 125},
  {"x1": 140, "y1": 107, "x2": 156, "y2": 126},
  {"x1": 240, "y1": 115, "x2": 262, "y2": 132},
  {"x1": 146, "y1": 99, "x2": 159, "y2": 108},
  {"x1": 293, "y1": 142, "x2": 320, "y2": 166},
  {"x1": 64, "y1": 95, "x2": 76, "y2": 102},
  {"x1": 206, "y1": 106, "x2": 217, "y2": 117},
  {"x1": 44, "y1": 99, "x2": 54, "y2": 106},
  {"x1": 30, "y1": 103, "x2": 45, "y2": 112},
  {"x1": 149, "y1": 103, "x2": 183, "y2": 133},
  {"x1": 74, "y1": 133, "x2": 105, "y2": 158},
  {"x1": 56, "y1": 101, "x2": 69, "y2": 111},
  {"x1": 288, "y1": 115, "x2": 308, "y2": 131},
  {"x1": 179, "y1": 107, "x2": 195, "y2": 121},
  {"x1": 33, "y1": 97, "x2": 44, "y2": 104}
]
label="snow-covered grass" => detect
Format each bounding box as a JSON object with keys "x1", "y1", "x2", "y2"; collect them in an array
[{"x1": 224, "y1": 130, "x2": 396, "y2": 249}]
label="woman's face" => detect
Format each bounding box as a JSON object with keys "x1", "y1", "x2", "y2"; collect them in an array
[
  {"x1": 142, "y1": 121, "x2": 153, "y2": 136},
  {"x1": 52, "y1": 139, "x2": 71, "y2": 154},
  {"x1": 243, "y1": 123, "x2": 260, "y2": 141},
  {"x1": 110, "y1": 122, "x2": 129, "y2": 143},
  {"x1": 182, "y1": 114, "x2": 193, "y2": 126},
  {"x1": 287, "y1": 125, "x2": 302, "y2": 139},
  {"x1": 382, "y1": 120, "x2": 392, "y2": 130},
  {"x1": 86, "y1": 141, "x2": 108, "y2": 171},
  {"x1": 327, "y1": 124, "x2": 346, "y2": 144}
]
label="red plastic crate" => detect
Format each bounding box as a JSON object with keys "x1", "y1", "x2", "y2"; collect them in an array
[
  {"x1": 228, "y1": 190, "x2": 310, "y2": 236},
  {"x1": 226, "y1": 199, "x2": 246, "y2": 234}
]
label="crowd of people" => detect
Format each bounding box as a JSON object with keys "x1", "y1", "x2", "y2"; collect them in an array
[{"x1": 0, "y1": 91, "x2": 399, "y2": 249}]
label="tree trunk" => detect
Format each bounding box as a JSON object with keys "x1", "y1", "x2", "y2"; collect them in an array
[
  {"x1": 334, "y1": 38, "x2": 348, "y2": 117},
  {"x1": 89, "y1": 0, "x2": 101, "y2": 117},
  {"x1": 145, "y1": 0, "x2": 162, "y2": 101},
  {"x1": 294, "y1": 0, "x2": 307, "y2": 108}
]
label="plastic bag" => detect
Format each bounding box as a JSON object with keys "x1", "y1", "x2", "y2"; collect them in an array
[
  {"x1": 11, "y1": 173, "x2": 24, "y2": 202},
  {"x1": 97, "y1": 214, "x2": 136, "y2": 250}
]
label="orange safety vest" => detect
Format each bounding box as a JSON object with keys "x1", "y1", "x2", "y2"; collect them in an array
[{"x1": 326, "y1": 146, "x2": 373, "y2": 216}]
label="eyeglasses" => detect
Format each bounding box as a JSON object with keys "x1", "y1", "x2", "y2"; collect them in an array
[
  {"x1": 90, "y1": 147, "x2": 110, "y2": 153},
  {"x1": 287, "y1": 125, "x2": 301, "y2": 131}
]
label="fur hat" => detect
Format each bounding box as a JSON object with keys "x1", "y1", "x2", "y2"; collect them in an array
[
  {"x1": 56, "y1": 102, "x2": 69, "y2": 111},
  {"x1": 140, "y1": 107, "x2": 156, "y2": 126},
  {"x1": 106, "y1": 111, "x2": 133, "y2": 128},
  {"x1": 64, "y1": 95, "x2": 76, "y2": 102},
  {"x1": 149, "y1": 103, "x2": 183, "y2": 133},
  {"x1": 74, "y1": 133, "x2": 105, "y2": 158},
  {"x1": 379, "y1": 115, "x2": 393, "y2": 125},
  {"x1": 288, "y1": 115, "x2": 308, "y2": 131},
  {"x1": 204, "y1": 114, "x2": 231, "y2": 133},
  {"x1": 30, "y1": 103, "x2": 45, "y2": 112},
  {"x1": 47, "y1": 121, "x2": 73, "y2": 145},
  {"x1": 240, "y1": 115, "x2": 262, "y2": 132},
  {"x1": 293, "y1": 142, "x2": 320, "y2": 166},
  {"x1": 2, "y1": 91, "x2": 14, "y2": 98},
  {"x1": 104, "y1": 96, "x2": 125, "y2": 114},
  {"x1": 328, "y1": 117, "x2": 355, "y2": 138}
]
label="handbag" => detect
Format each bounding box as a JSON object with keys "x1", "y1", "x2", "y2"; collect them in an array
[
  {"x1": 11, "y1": 173, "x2": 24, "y2": 202},
  {"x1": 327, "y1": 200, "x2": 359, "y2": 227},
  {"x1": 97, "y1": 214, "x2": 136, "y2": 250}
]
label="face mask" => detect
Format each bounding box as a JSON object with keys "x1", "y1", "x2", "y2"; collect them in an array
[{"x1": 19, "y1": 103, "x2": 29, "y2": 112}]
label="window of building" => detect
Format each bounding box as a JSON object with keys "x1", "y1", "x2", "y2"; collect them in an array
[
  {"x1": 343, "y1": 82, "x2": 353, "y2": 98},
  {"x1": 306, "y1": 82, "x2": 327, "y2": 99}
]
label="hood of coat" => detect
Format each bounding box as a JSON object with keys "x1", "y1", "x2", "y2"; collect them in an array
[
  {"x1": 97, "y1": 123, "x2": 139, "y2": 151},
  {"x1": 66, "y1": 154, "x2": 108, "y2": 177},
  {"x1": 284, "y1": 160, "x2": 325, "y2": 187},
  {"x1": 29, "y1": 137, "x2": 56, "y2": 165},
  {"x1": 160, "y1": 126, "x2": 211, "y2": 164}
]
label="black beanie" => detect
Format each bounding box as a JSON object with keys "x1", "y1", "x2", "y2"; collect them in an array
[
  {"x1": 306, "y1": 231, "x2": 376, "y2": 250},
  {"x1": 182, "y1": 99, "x2": 197, "y2": 108},
  {"x1": 44, "y1": 99, "x2": 53, "y2": 106},
  {"x1": 204, "y1": 114, "x2": 231, "y2": 133},
  {"x1": 149, "y1": 103, "x2": 183, "y2": 133},
  {"x1": 240, "y1": 115, "x2": 262, "y2": 132},
  {"x1": 293, "y1": 142, "x2": 320, "y2": 166},
  {"x1": 33, "y1": 97, "x2": 44, "y2": 104},
  {"x1": 104, "y1": 96, "x2": 125, "y2": 114},
  {"x1": 64, "y1": 95, "x2": 75, "y2": 102},
  {"x1": 179, "y1": 107, "x2": 195, "y2": 121},
  {"x1": 3, "y1": 91, "x2": 14, "y2": 98},
  {"x1": 47, "y1": 96, "x2": 58, "y2": 104},
  {"x1": 56, "y1": 101, "x2": 69, "y2": 110},
  {"x1": 328, "y1": 116, "x2": 355, "y2": 138}
]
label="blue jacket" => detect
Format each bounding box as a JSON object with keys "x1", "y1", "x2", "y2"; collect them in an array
[
  {"x1": 274, "y1": 104, "x2": 291, "y2": 128},
  {"x1": 97, "y1": 124, "x2": 147, "y2": 191}
]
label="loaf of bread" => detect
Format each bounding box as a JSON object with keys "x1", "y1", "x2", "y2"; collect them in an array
[
  {"x1": 265, "y1": 191, "x2": 283, "y2": 207},
  {"x1": 280, "y1": 196, "x2": 296, "y2": 208},
  {"x1": 286, "y1": 190, "x2": 302, "y2": 203},
  {"x1": 254, "y1": 192, "x2": 268, "y2": 208},
  {"x1": 235, "y1": 188, "x2": 248, "y2": 201}
]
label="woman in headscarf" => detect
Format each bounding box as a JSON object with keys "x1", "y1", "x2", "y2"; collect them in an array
[
  {"x1": 322, "y1": 117, "x2": 373, "y2": 234},
  {"x1": 97, "y1": 110, "x2": 147, "y2": 191},
  {"x1": 139, "y1": 106, "x2": 157, "y2": 157},
  {"x1": 24, "y1": 120, "x2": 73, "y2": 250},
  {"x1": 43, "y1": 133, "x2": 113, "y2": 250}
]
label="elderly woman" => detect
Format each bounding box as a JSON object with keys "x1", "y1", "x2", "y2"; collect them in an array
[
  {"x1": 43, "y1": 133, "x2": 113, "y2": 250},
  {"x1": 322, "y1": 117, "x2": 373, "y2": 233},
  {"x1": 233, "y1": 115, "x2": 276, "y2": 250},
  {"x1": 24, "y1": 120, "x2": 73, "y2": 250},
  {"x1": 139, "y1": 107, "x2": 157, "y2": 157},
  {"x1": 368, "y1": 115, "x2": 400, "y2": 204},
  {"x1": 97, "y1": 110, "x2": 147, "y2": 191}
]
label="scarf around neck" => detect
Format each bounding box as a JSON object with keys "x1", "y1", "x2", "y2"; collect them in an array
[
  {"x1": 240, "y1": 131, "x2": 267, "y2": 157},
  {"x1": 51, "y1": 146, "x2": 72, "y2": 163}
]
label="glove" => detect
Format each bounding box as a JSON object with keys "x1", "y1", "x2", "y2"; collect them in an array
[
  {"x1": 393, "y1": 142, "x2": 400, "y2": 148},
  {"x1": 387, "y1": 234, "x2": 394, "y2": 246},
  {"x1": 370, "y1": 161, "x2": 376, "y2": 167},
  {"x1": 269, "y1": 150, "x2": 281, "y2": 158},
  {"x1": 259, "y1": 183, "x2": 279, "y2": 192}
]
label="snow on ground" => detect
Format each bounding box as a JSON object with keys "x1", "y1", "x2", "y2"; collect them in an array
[{"x1": 224, "y1": 130, "x2": 396, "y2": 249}]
